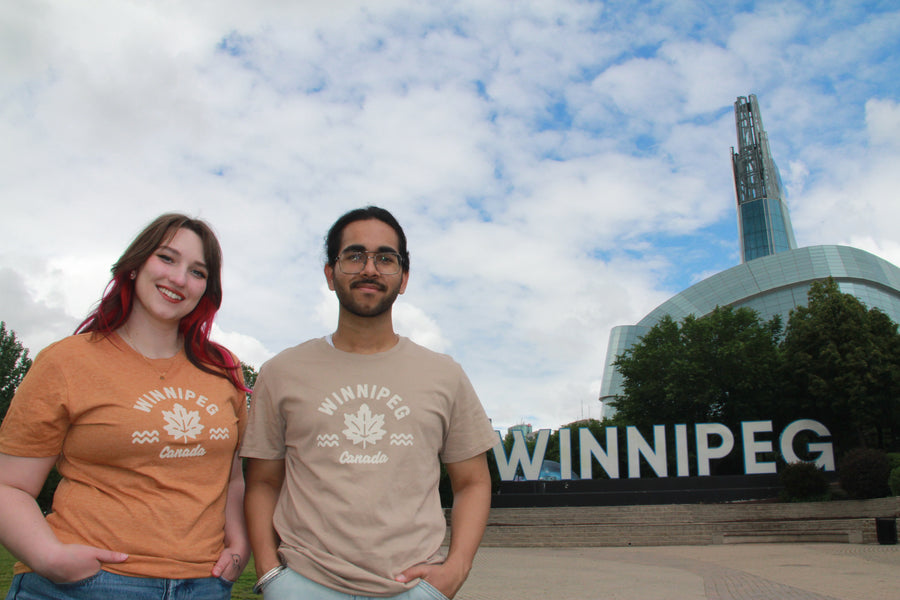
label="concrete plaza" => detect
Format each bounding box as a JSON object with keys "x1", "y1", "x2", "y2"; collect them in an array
[{"x1": 456, "y1": 543, "x2": 899, "y2": 600}]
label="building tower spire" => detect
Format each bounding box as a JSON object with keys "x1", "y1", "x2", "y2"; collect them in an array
[{"x1": 732, "y1": 94, "x2": 797, "y2": 262}]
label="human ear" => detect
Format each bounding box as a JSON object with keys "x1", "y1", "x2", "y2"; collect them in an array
[{"x1": 324, "y1": 263, "x2": 336, "y2": 291}]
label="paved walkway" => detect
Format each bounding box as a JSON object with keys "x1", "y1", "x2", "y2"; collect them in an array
[{"x1": 456, "y1": 543, "x2": 900, "y2": 600}]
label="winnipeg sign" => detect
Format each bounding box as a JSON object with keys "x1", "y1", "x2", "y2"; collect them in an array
[{"x1": 492, "y1": 419, "x2": 834, "y2": 481}]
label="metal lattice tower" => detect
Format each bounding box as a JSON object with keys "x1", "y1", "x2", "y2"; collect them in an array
[{"x1": 731, "y1": 94, "x2": 797, "y2": 262}]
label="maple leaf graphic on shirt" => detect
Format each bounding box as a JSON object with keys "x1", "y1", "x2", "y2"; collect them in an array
[
  {"x1": 342, "y1": 403, "x2": 386, "y2": 449},
  {"x1": 162, "y1": 403, "x2": 204, "y2": 442}
]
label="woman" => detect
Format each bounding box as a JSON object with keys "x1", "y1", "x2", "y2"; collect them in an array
[{"x1": 0, "y1": 214, "x2": 249, "y2": 599}]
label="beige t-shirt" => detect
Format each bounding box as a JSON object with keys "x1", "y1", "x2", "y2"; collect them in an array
[
  {"x1": 241, "y1": 337, "x2": 496, "y2": 596},
  {"x1": 0, "y1": 333, "x2": 246, "y2": 578}
]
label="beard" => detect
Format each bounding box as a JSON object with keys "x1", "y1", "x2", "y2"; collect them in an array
[{"x1": 334, "y1": 278, "x2": 402, "y2": 318}]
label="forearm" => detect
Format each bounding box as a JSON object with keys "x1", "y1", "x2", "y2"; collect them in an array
[
  {"x1": 0, "y1": 483, "x2": 64, "y2": 572},
  {"x1": 209, "y1": 455, "x2": 251, "y2": 580},
  {"x1": 244, "y1": 459, "x2": 285, "y2": 577},
  {"x1": 245, "y1": 484, "x2": 281, "y2": 576},
  {"x1": 444, "y1": 477, "x2": 491, "y2": 574},
  {"x1": 0, "y1": 454, "x2": 128, "y2": 582},
  {"x1": 223, "y1": 458, "x2": 249, "y2": 552}
]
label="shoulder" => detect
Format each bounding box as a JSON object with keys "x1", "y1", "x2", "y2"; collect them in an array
[
  {"x1": 13, "y1": 334, "x2": 115, "y2": 398},
  {"x1": 399, "y1": 337, "x2": 457, "y2": 363},
  {"x1": 259, "y1": 337, "x2": 330, "y2": 372},
  {"x1": 33, "y1": 333, "x2": 114, "y2": 362},
  {"x1": 396, "y1": 337, "x2": 467, "y2": 375}
]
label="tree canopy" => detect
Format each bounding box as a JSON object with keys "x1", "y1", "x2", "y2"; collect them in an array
[
  {"x1": 0, "y1": 321, "x2": 32, "y2": 423},
  {"x1": 241, "y1": 361, "x2": 258, "y2": 404},
  {"x1": 780, "y1": 278, "x2": 900, "y2": 451},
  {"x1": 610, "y1": 279, "x2": 900, "y2": 460},
  {"x1": 611, "y1": 306, "x2": 784, "y2": 431}
]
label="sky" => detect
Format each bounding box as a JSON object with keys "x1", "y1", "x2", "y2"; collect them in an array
[{"x1": 2, "y1": 0, "x2": 899, "y2": 433}]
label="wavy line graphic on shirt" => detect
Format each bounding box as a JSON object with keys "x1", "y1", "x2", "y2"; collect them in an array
[
  {"x1": 209, "y1": 427, "x2": 231, "y2": 440},
  {"x1": 316, "y1": 434, "x2": 340, "y2": 447},
  {"x1": 162, "y1": 403, "x2": 204, "y2": 442},
  {"x1": 390, "y1": 433, "x2": 414, "y2": 446},
  {"x1": 132, "y1": 430, "x2": 160, "y2": 444}
]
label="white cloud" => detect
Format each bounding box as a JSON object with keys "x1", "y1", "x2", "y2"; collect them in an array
[
  {"x1": 791, "y1": 98, "x2": 900, "y2": 254},
  {"x1": 866, "y1": 98, "x2": 900, "y2": 148},
  {"x1": 394, "y1": 302, "x2": 449, "y2": 354},
  {"x1": 0, "y1": 268, "x2": 77, "y2": 354},
  {"x1": 211, "y1": 324, "x2": 274, "y2": 370},
  {"x1": 2, "y1": 0, "x2": 899, "y2": 431}
]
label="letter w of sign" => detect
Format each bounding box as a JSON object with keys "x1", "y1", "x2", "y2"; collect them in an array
[{"x1": 491, "y1": 429, "x2": 550, "y2": 481}]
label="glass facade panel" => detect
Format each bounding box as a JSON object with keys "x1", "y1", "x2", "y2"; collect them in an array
[
  {"x1": 740, "y1": 199, "x2": 770, "y2": 261},
  {"x1": 740, "y1": 197, "x2": 797, "y2": 261}
]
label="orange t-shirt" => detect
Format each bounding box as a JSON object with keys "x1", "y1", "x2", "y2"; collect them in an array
[{"x1": 0, "y1": 333, "x2": 247, "y2": 579}]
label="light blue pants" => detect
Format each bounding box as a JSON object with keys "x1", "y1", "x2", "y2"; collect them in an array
[
  {"x1": 5, "y1": 570, "x2": 233, "y2": 600},
  {"x1": 262, "y1": 567, "x2": 449, "y2": 600}
]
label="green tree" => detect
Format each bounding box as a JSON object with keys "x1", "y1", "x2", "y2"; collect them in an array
[
  {"x1": 612, "y1": 306, "x2": 784, "y2": 430},
  {"x1": 610, "y1": 306, "x2": 784, "y2": 475},
  {"x1": 241, "y1": 362, "x2": 258, "y2": 404},
  {"x1": 781, "y1": 278, "x2": 900, "y2": 453},
  {"x1": 1, "y1": 321, "x2": 32, "y2": 423}
]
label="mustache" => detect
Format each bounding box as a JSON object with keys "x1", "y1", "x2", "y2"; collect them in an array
[{"x1": 350, "y1": 279, "x2": 387, "y2": 291}]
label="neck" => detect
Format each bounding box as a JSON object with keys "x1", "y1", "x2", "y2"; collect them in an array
[
  {"x1": 118, "y1": 318, "x2": 182, "y2": 359},
  {"x1": 332, "y1": 311, "x2": 399, "y2": 354}
]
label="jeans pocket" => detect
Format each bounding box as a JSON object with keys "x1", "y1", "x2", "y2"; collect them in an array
[
  {"x1": 54, "y1": 570, "x2": 104, "y2": 589},
  {"x1": 13, "y1": 570, "x2": 104, "y2": 600},
  {"x1": 417, "y1": 580, "x2": 451, "y2": 600},
  {"x1": 4, "y1": 574, "x2": 23, "y2": 600}
]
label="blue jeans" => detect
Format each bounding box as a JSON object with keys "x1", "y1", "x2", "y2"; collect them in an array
[
  {"x1": 262, "y1": 567, "x2": 449, "y2": 600},
  {"x1": 5, "y1": 570, "x2": 234, "y2": 600}
]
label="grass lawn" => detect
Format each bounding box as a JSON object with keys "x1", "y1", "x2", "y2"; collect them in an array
[
  {"x1": 0, "y1": 546, "x2": 258, "y2": 598},
  {"x1": 0, "y1": 547, "x2": 11, "y2": 595}
]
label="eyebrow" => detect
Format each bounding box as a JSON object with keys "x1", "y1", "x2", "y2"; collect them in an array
[
  {"x1": 341, "y1": 244, "x2": 399, "y2": 254},
  {"x1": 158, "y1": 245, "x2": 208, "y2": 269}
]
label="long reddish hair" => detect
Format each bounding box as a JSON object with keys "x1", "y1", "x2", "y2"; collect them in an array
[{"x1": 76, "y1": 214, "x2": 246, "y2": 391}]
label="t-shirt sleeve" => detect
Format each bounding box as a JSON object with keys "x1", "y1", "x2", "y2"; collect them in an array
[
  {"x1": 0, "y1": 347, "x2": 70, "y2": 457},
  {"x1": 227, "y1": 352, "x2": 249, "y2": 445},
  {"x1": 239, "y1": 368, "x2": 286, "y2": 460},
  {"x1": 439, "y1": 365, "x2": 498, "y2": 464}
]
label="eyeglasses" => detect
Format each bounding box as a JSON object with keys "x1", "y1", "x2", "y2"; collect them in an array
[{"x1": 336, "y1": 251, "x2": 403, "y2": 275}]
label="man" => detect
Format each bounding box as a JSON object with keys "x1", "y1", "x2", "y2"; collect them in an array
[{"x1": 242, "y1": 206, "x2": 496, "y2": 599}]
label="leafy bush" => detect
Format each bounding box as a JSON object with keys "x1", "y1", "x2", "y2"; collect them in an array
[
  {"x1": 838, "y1": 448, "x2": 891, "y2": 499},
  {"x1": 779, "y1": 461, "x2": 829, "y2": 502},
  {"x1": 889, "y1": 466, "x2": 900, "y2": 497},
  {"x1": 887, "y1": 453, "x2": 900, "y2": 472}
]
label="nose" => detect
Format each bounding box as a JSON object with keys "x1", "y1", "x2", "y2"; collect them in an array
[
  {"x1": 169, "y1": 267, "x2": 188, "y2": 286},
  {"x1": 360, "y1": 254, "x2": 380, "y2": 276}
]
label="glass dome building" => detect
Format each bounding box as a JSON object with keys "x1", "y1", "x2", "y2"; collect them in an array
[
  {"x1": 599, "y1": 95, "x2": 900, "y2": 418},
  {"x1": 599, "y1": 245, "x2": 900, "y2": 417}
]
